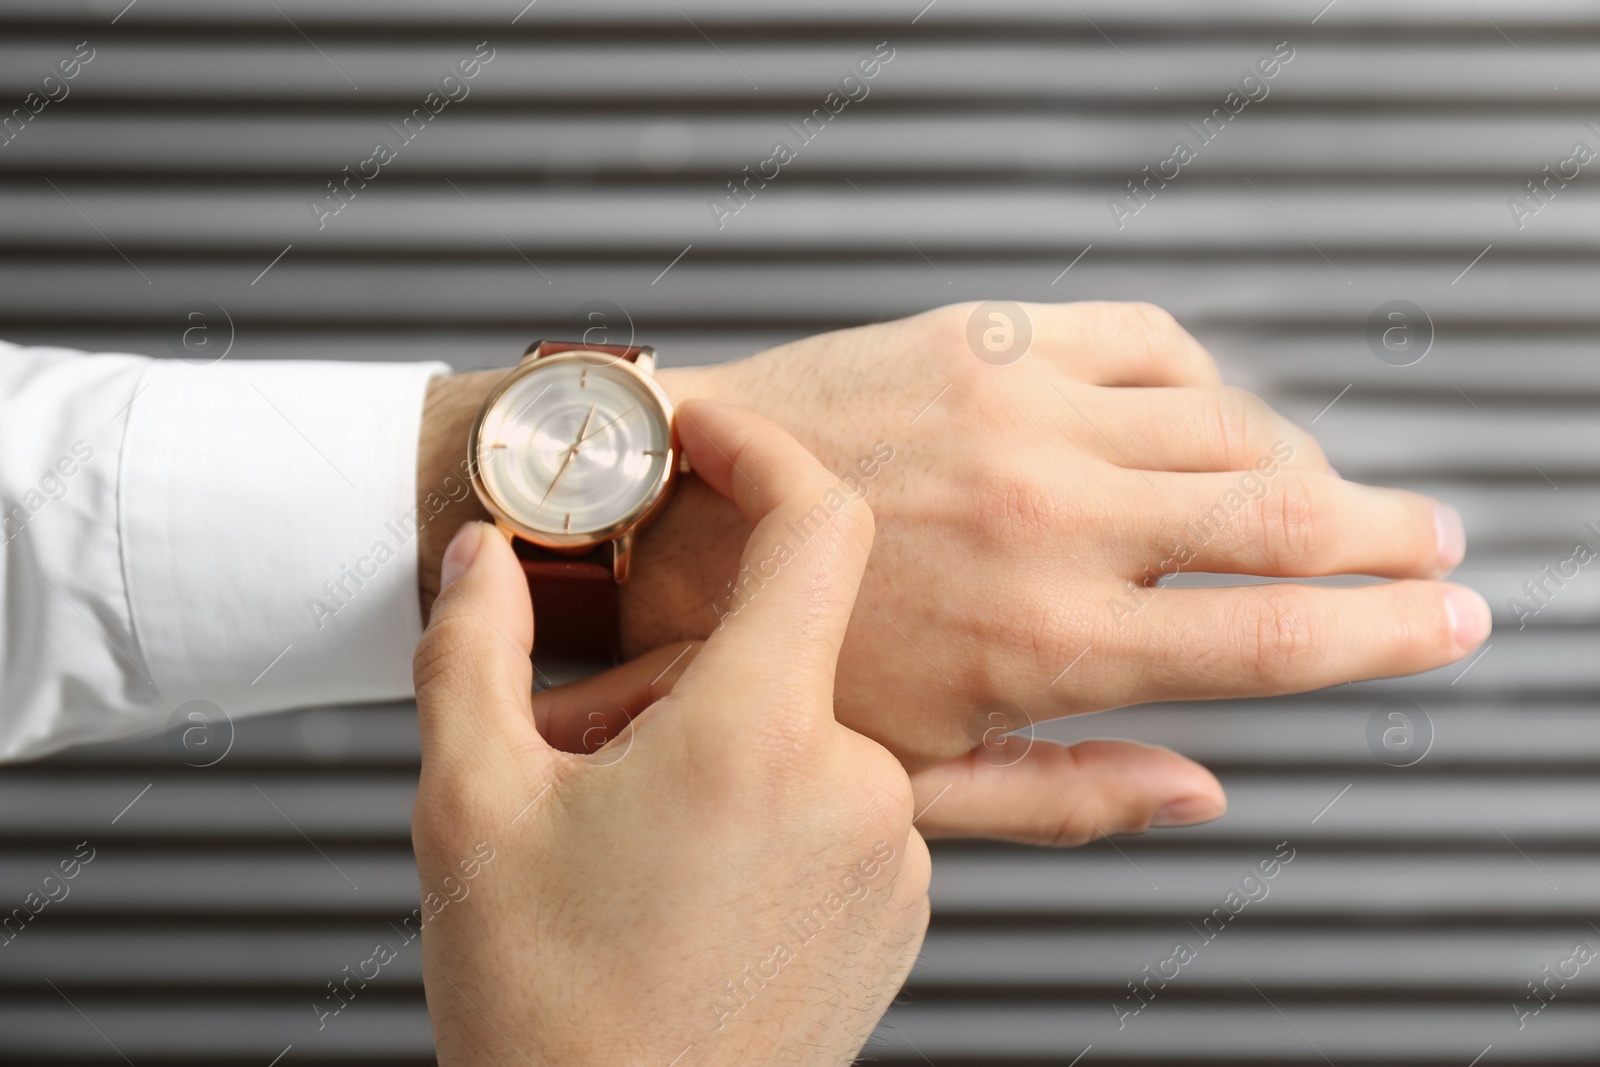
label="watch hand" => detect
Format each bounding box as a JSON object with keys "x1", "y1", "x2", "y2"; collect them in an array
[
  {"x1": 575, "y1": 405, "x2": 639, "y2": 447},
  {"x1": 573, "y1": 403, "x2": 598, "y2": 448},
  {"x1": 538, "y1": 405, "x2": 597, "y2": 510},
  {"x1": 537, "y1": 448, "x2": 576, "y2": 510}
]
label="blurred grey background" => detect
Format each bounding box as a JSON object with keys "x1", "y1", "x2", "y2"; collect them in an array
[{"x1": 2, "y1": 0, "x2": 1598, "y2": 1063}]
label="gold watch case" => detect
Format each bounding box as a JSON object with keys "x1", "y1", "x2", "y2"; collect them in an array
[{"x1": 466, "y1": 347, "x2": 679, "y2": 581}]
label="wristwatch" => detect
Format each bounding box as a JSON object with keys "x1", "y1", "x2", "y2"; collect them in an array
[{"x1": 467, "y1": 340, "x2": 680, "y2": 665}]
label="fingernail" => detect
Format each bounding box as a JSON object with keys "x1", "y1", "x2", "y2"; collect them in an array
[
  {"x1": 1151, "y1": 795, "x2": 1225, "y2": 828},
  {"x1": 1434, "y1": 502, "x2": 1466, "y2": 572},
  {"x1": 1443, "y1": 585, "x2": 1492, "y2": 649},
  {"x1": 440, "y1": 522, "x2": 483, "y2": 587}
]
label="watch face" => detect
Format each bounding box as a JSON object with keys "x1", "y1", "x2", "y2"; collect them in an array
[{"x1": 474, "y1": 353, "x2": 674, "y2": 543}]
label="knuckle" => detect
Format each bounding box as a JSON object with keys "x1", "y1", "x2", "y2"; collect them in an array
[
  {"x1": 1120, "y1": 301, "x2": 1182, "y2": 357},
  {"x1": 1045, "y1": 819, "x2": 1097, "y2": 848},
  {"x1": 1286, "y1": 427, "x2": 1329, "y2": 469},
  {"x1": 1028, "y1": 747, "x2": 1099, "y2": 847},
  {"x1": 1223, "y1": 389, "x2": 1329, "y2": 472},
  {"x1": 1020, "y1": 776, "x2": 1098, "y2": 846},
  {"x1": 864, "y1": 759, "x2": 917, "y2": 833},
  {"x1": 972, "y1": 461, "x2": 1060, "y2": 542},
  {"x1": 893, "y1": 834, "x2": 935, "y2": 906},
  {"x1": 920, "y1": 301, "x2": 982, "y2": 359},
  {"x1": 991, "y1": 593, "x2": 1073, "y2": 676},
  {"x1": 1257, "y1": 474, "x2": 1327, "y2": 572},
  {"x1": 1125, "y1": 300, "x2": 1181, "y2": 335},
  {"x1": 840, "y1": 785, "x2": 917, "y2": 861},
  {"x1": 411, "y1": 609, "x2": 480, "y2": 697},
  {"x1": 1108, "y1": 300, "x2": 1215, "y2": 377},
  {"x1": 1213, "y1": 386, "x2": 1267, "y2": 464},
  {"x1": 1033, "y1": 789, "x2": 1097, "y2": 847},
  {"x1": 1242, "y1": 584, "x2": 1322, "y2": 686}
]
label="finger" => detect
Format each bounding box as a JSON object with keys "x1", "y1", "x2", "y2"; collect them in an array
[
  {"x1": 673, "y1": 398, "x2": 874, "y2": 712},
  {"x1": 1082, "y1": 385, "x2": 1331, "y2": 473},
  {"x1": 1031, "y1": 301, "x2": 1223, "y2": 387},
  {"x1": 533, "y1": 641, "x2": 701, "y2": 754},
  {"x1": 1102, "y1": 580, "x2": 1491, "y2": 702},
  {"x1": 908, "y1": 740, "x2": 1226, "y2": 845},
  {"x1": 1126, "y1": 469, "x2": 1463, "y2": 581},
  {"x1": 413, "y1": 521, "x2": 546, "y2": 771}
]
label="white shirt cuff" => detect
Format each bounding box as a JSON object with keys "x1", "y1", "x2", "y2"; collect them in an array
[{"x1": 121, "y1": 358, "x2": 450, "y2": 721}]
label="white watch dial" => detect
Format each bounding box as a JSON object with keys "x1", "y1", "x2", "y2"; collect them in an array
[{"x1": 477, "y1": 355, "x2": 672, "y2": 540}]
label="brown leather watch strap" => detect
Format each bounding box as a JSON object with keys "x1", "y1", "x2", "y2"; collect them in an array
[
  {"x1": 516, "y1": 544, "x2": 620, "y2": 664},
  {"x1": 523, "y1": 339, "x2": 647, "y2": 363}
]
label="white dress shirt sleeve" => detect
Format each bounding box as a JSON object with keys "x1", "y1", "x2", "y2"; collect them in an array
[{"x1": 0, "y1": 339, "x2": 450, "y2": 762}]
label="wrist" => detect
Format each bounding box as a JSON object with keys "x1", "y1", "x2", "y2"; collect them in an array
[
  {"x1": 416, "y1": 369, "x2": 507, "y2": 620},
  {"x1": 653, "y1": 362, "x2": 731, "y2": 409}
]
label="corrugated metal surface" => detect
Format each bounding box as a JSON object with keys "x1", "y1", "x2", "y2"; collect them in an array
[{"x1": 2, "y1": 1, "x2": 1597, "y2": 1062}]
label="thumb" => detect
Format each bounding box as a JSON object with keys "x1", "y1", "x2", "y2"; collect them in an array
[
  {"x1": 674, "y1": 399, "x2": 875, "y2": 715},
  {"x1": 413, "y1": 521, "x2": 544, "y2": 770}
]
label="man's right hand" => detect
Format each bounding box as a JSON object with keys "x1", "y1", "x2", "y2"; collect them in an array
[{"x1": 413, "y1": 400, "x2": 928, "y2": 1066}]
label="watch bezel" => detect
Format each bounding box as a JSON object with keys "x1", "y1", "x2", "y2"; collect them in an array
[{"x1": 468, "y1": 350, "x2": 678, "y2": 552}]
